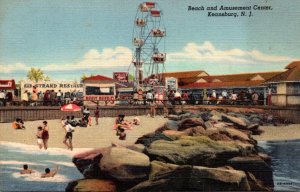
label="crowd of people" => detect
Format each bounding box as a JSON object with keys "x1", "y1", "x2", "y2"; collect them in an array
[
  {"x1": 127, "y1": 88, "x2": 272, "y2": 106},
  {"x1": 0, "y1": 87, "x2": 83, "y2": 106},
  {"x1": 19, "y1": 88, "x2": 82, "y2": 106}
]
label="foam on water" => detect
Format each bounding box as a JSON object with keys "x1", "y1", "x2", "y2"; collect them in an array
[
  {"x1": 0, "y1": 142, "x2": 85, "y2": 191},
  {"x1": 0, "y1": 141, "x2": 92, "y2": 156}
]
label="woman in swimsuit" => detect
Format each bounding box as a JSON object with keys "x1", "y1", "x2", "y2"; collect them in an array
[{"x1": 42, "y1": 121, "x2": 49, "y2": 150}]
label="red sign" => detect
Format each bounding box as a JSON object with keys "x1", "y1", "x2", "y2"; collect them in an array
[
  {"x1": 113, "y1": 72, "x2": 128, "y2": 83},
  {"x1": 84, "y1": 95, "x2": 115, "y2": 101}
]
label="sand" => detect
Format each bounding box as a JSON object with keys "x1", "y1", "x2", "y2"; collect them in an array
[
  {"x1": 0, "y1": 116, "x2": 168, "y2": 149},
  {"x1": 1, "y1": 117, "x2": 300, "y2": 151},
  {"x1": 253, "y1": 124, "x2": 300, "y2": 141}
]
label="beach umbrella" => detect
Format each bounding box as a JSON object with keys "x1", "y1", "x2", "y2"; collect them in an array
[{"x1": 60, "y1": 103, "x2": 81, "y2": 112}]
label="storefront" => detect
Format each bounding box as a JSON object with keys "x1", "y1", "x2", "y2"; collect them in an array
[
  {"x1": 20, "y1": 80, "x2": 83, "y2": 94},
  {"x1": 83, "y1": 75, "x2": 116, "y2": 106},
  {"x1": 0, "y1": 80, "x2": 16, "y2": 102}
]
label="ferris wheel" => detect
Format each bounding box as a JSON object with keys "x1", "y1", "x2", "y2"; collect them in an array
[{"x1": 131, "y1": 2, "x2": 166, "y2": 89}]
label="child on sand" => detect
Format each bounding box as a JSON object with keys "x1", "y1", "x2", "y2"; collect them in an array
[
  {"x1": 116, "y1": 126, "x2": 126, "y2": 140},
  {"x1": 36, "y1": 126, "x2": 43, "y2": 149},
  {"x1": 132, "y1": 116, "x2": 140, "y2": 125},
  {"x1": 12, "y1": 118, "x2": 25, "y2": 129}
]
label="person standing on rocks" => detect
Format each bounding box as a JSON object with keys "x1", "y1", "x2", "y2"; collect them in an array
[{"x1": 42, "y1": 121, "x2": 49, "y2": 150}]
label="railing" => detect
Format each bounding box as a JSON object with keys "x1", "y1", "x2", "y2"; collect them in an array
[{"x1": 0, "y1": 98, "x2": 267, "y2": 107}]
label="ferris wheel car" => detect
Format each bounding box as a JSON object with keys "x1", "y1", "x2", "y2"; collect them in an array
[
  {"x1": 132, "y1": 60, "x2": 144, "y2": 66},
  {"x1": 152, "y1": 53, "x2": 166, "y2": 63},
  {"x1": 135, "y1": 18, "x2": 146, "y2": 27},
  {"x1": 151, "y1": 10, "x2": 160, "y2": 17},
  {"x1": 133, "y1": 38, "x2": 145, "y2": 46},
  {"x1": 151, "y1": 28, "x2": 165, "y2": 37}
]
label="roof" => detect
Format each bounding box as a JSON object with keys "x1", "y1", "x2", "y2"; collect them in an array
[
  {"x1": 161, "y1": 70, "x2": 209, "y2": 79},
  {"x1": 179, "y1": 71, "x2": 282, "y2": 87},
  {"x1": 266, "y1": 66, "x2": 300, "y2": 83},
  {"x1": 83, "y1": 75, "x2": 114, "y2": 82},
  {"x1": 0, "y1": 80, "x2": 16, "y2": 90},
  {"x1": 180, "y1": 80, "x2": 266, "y2": 89},
  {"x1": 285, "y1": 61, "x2": 300, "y2": 69}
]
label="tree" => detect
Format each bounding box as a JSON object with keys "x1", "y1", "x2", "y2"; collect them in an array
[
  {"x1": 27, "y1": 67, "x2": 46, "y2": 82},
  {"x1": 128, "y1": 73, "x2": 134, "y2": 82}
]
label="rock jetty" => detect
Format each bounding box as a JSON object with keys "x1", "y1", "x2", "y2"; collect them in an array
[{"x1": 66, "y1": 110, "x2": 275, "y2": 192}]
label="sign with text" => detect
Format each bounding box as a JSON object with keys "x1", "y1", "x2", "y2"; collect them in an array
[{"x1": 113, "y1": 72, "x2": 128, "y2": 83}]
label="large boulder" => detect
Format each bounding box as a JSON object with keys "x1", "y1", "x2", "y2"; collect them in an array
[
  {"x1": 100, "y1": 147, "x2": 150, "y2": 182},
  {"x1": 128, "y1": 161, "x2": 251, "y2": 191},
  {"x1": 65, "y1": 179, "x2": 116, "y2": 192},
  {"x1": 188, "y1": 166, "x2": 251, "y2": 191},
  {"x1": 178, "y1": 118, "x2": 205, "y2": 131},
  {"x1": 135, "y1": 132, "x2": 173, "y2": 147},
  {"x1": 227, "y1": 156, "x2": 274, "y2": 189},
  {"x1": 127, "y1": 164, "x2": 192, "y2": 192},
  {"x1": 164, "y1": 120, "x2": 179, "y2": 130},
  {"x1": 145, "y1": 136, "x2": 247, "y2": 166},
  {"x1": 222, "y1": 114, "x2": 249, "y2": 129},
  {"x1": 183, "y1": 126, "x2": 206, "y2": 136},
  {"x1": 162, "y1": 130, "x2": 188, "y2": 138},
  {"x1": 72, "y1": 147, "x2": 111, "y2": 178}
]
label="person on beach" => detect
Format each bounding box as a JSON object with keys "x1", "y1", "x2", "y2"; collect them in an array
[
  {"x1": 36, "y1": 126, "x2": 44, "y2": 149},
  {"x1": 42, "y1": 121, "x2": 49, "y2": 150},
  {"x1": 149, "y1": 100, "x2": 157, "y2": 118},
  {"x1": 116, "y1": 125, "x2": 126, "y2": 140},
  {"x1": 41, "y1": 165, "x2": 59, "y2": 178},
  {"x1": 63, "y1": 121, "x2": 75, "y2": 150},
  {"x1": 20, "y1": 164, "x2": 35, "y2": 174},
  {"x1": 163, "y1": 103, "x2": 169, "y2": 118},
  {"x1": 94, "y1": 107, "x2": 100, "y2": 125},
  {"x1": 114, "y1": 114, "x2": 132, "y2": 129},
  {"x1": 12, "y1": 118, "x2": 25, "y2": 129},
  {"x1": 132, "y1": 116, "x2": 140, "y2": 125}
]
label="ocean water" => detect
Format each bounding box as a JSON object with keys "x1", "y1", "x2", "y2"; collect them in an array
[
  {"x1": 0, "y1": 142, "x2": 86, "y2": 192},
  {"x1": 259, "y1": 140, "x2": 300, "y2": 191},
  {"x1": 1, "y1": 140, "x2": 299, "y2": 191}
]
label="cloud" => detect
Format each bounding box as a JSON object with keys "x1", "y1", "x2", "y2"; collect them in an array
[
  {"x1": 0, "y1": 62, "x2": 28, "y2": 73},
  {"x1": 168, "y1": 41, "x2": 297, "y2": 64},
  {"x1": 1, "y1": 43, "x2": 298, "y2": 75},
  {"x1": 43, "y1": 46, "x2": 132, "y2": 71}
]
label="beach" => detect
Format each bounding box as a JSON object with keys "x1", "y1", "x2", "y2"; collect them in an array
[
  {"x1": 0, "y1": 116, "x2": 168, "y2": 150},
  {"x1": 253, "y1": 124, "x2": 300, "y2": 141}
]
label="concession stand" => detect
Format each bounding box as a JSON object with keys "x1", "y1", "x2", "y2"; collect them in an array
[{"x1": 83, "y1": 75, "x2": 116, "y2": 106}]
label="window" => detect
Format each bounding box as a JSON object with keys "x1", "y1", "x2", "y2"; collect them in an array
[{"x1": 86, "y1": 86, "x2": 114, "y2": 95}]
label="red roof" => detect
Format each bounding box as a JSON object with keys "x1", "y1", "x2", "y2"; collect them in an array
[
  {"x1": 180, "y1": 80, "x2": 265, "y2": 89},
  {"x1": 0, "y1": 80, "x2": 16, "y2": 90},
  {"x1": 83, "y1": 75, "x2": 114, "y2": 82}
]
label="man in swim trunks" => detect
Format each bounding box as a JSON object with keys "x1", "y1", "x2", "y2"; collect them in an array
[
  {"x1": 63, "y1": 121, "x2": 75, "y2": 150},
  {"x1": 41, "y1": 165, "x2": 59, "y2": 178},
  {"x1": 20, "y1": 164, "x2": 35, "y2": 174}
]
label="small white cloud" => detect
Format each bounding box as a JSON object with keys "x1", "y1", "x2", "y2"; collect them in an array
[
  {"x1": 0, "y1": 62, "x2": 28, "y2": 73},
  {"x1": 168, "y1": 41, "x2": 297, "y2": 64}
]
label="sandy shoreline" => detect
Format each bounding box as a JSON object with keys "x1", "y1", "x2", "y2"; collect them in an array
[
  {"x1": 0, "y1": 116, "x2": 168, "y2": 149},
  {"x1": 1, "y1": 117, "x2": 300, "y2": 151},
  {"x1": 253, "y1": 124, "x2": 300, "y2": 141}
]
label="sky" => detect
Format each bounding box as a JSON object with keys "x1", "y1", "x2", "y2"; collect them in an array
[{"x1": 0, "y1": 0, "x2": 300, "y2": 82}]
